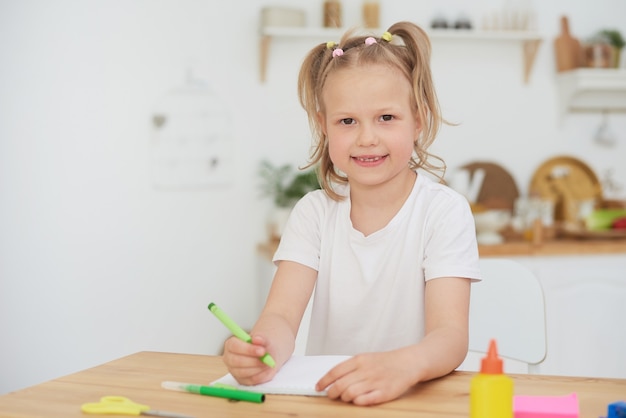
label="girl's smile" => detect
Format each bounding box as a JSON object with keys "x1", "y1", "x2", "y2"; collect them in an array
[{"x1": 352, "y1": 154, "x2": 388, "y2": 167}]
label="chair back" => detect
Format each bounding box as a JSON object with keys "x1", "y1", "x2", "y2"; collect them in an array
[{"x1": 465, "y1": 258, "x2": 547, "y2": 374}]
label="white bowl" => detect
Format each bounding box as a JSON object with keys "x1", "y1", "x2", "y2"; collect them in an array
[{"x1": 473, "y1": 210, "x2": 511, "y2": 245}]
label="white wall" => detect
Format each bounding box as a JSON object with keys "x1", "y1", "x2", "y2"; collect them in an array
[{"x1": 1, "y1": 0, "x2": 625, "y2": 394}]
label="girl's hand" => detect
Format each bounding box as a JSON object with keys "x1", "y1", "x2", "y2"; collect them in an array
[
  {"x1": 316, "y1": 351, "x2": 416, "y2": 406},
  {"x1": 222, "y1": 335, "x2": 278, "y2": 385}
]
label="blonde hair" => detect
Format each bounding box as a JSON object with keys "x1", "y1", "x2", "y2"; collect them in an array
[{"x1": 298, "y1": 21, "x2": 447, "y2": 200}]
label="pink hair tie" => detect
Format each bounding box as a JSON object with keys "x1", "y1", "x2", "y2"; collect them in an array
[
  {"x1": 332, "y1": 48, "x2": 344, "y2": 58},
  {"x1": 365, "y1": 37, "x2": 377, "y2": 46}
]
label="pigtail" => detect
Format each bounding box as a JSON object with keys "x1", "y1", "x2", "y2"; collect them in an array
[
  {"x1": 387, "y1": 21, "x2": 447, "y2": 182},
  {"x1": 297, "y1": 43, "x2": 345, "y2": 199},
  {"x1": 298, "y1": 43, "x2": 325, "y2": 133}
]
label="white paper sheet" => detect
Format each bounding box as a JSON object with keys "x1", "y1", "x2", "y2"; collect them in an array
[{"x1": 211, "y1": 355, "x2": 351, "y2": 396}]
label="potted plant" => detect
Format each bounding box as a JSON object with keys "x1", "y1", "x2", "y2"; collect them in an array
[
  {"x1": 258, "y1": 160, "x2": 320, "y2": 238},
  {"x1": 599, "y1": 29, "x2": 624, "y2": 67}
]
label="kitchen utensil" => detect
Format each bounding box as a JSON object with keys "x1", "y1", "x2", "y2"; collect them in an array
[
  {"x1": 448, "y1": 168, "x2": 486, "y2": 204},
  {"x1": 474, "y1": 210, "x2": 512, "y2": 245},
  {"x1": 554, "y1": 16, "x2": 584, "y2": 72}
]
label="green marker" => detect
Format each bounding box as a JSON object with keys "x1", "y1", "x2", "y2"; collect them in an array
[
  {"x1": 162, "y1": 381, "x2": 265, "y2": 403},
  {"x1": 208, "y1": 302, "x2": 276, "y2": 368}
]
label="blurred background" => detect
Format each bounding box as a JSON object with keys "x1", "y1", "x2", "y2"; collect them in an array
[{"x1": 1, "y1": 0, "x2": 625, "y2": 394}]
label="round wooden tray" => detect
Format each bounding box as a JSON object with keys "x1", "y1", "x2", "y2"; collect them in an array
[{"x1": 529, "y1": 156, "x2": 602, "y2": 223}]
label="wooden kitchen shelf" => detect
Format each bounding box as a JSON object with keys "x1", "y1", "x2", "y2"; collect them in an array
[
  {"x1": 259, "y1": 26, "x2": 542, "y2": 83},
  {"x1": 557, "y1": 68, "x2": 626, "y2": 117}
]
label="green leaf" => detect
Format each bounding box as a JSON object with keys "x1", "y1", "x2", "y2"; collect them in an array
[
  {"x1": 258, "y1": 160, "x2": 320, "y2": 208},
  {"x1": 599, "y1": 29, "x2": 625, "y2": 49}
]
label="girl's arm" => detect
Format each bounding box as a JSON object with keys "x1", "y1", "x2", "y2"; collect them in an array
[
  {"x1": 316, "y1": 276, "x2": 470, "y2": 405},
  {"x1": 407, "y1": 275, "x2": 471, "y2": 380},
  {"x1": 222, "y1": 260, "x2": 317, "y2": 385}
]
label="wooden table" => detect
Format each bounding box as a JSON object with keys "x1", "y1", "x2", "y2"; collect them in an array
[{"x1": 0, "y1": 352, "x2": 624, "y2": 418}]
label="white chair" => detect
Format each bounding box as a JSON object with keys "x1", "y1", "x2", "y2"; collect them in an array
[{"x1": 460, "y1": 258, "x2": 547, "y2": 374}]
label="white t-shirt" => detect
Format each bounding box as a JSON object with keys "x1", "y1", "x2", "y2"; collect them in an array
[{"x1": 273, "y1": 173, "x2": 481, "y2": 355}]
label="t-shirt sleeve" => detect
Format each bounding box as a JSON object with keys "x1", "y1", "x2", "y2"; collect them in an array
[
  {"x1": 422, "y1": 190, "x2": 481, "y2": 281},
  {"x1": 272, "y1": 191, "x2": 324, "y2": 271}
]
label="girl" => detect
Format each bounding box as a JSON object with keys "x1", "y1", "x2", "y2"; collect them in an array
[{"x1": 223, "y1": 21, "x2": 480, "y2": 406}]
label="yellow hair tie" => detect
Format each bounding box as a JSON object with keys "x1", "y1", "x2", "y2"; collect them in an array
[
  {"x1": 326, "y1": 41, "x2": 336, "y2": 49},
  {"x1": 381, "y1": 31, "x2": 392, "y2": 42}
]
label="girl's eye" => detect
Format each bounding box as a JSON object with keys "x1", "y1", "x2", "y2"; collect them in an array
[
  {"x1": 380, "y1": 114, "x2": 394, "y2": 122},
  {"x1": 340, "y1": 118, "x2": 355, "y2": 125}
]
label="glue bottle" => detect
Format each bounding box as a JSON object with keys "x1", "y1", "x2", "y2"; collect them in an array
[{"x1": 470, "y1": 339, "x2": 514, "y2": 418}]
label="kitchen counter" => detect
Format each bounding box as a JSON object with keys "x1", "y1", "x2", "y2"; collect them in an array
[
  {"x1": 258, "y1": 237, "x2": 626, "y2": 259},
  {"x1": 479, "y1": 238, "x2": 626, "y2": 256}
]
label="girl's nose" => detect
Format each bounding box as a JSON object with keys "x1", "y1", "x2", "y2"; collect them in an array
[{"x1": 356, "y1": 125, "x2": 379, "y2": 146}]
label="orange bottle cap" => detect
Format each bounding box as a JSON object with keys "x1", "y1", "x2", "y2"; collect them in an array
[{"x1": 480, "y1": 339, "x2": 503, "y2": 374}]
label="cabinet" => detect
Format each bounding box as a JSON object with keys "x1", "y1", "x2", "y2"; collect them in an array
[{"x1": 259, "y1": 26, "x2": 542, "y2": 84}]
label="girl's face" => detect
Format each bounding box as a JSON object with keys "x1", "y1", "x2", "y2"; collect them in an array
[{"x1": 319, "y1": 63, "x2": 421, "y2": 191}]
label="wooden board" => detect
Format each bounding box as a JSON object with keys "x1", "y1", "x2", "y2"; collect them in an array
[
  {"x1": 529, "y1": 155, "x2": 602, "y2": 224},
  {"x1": 554, "y1": 15, "x2": 584, "y2": 72},
  {"x1": 460, "y1": 161, "x2": 520, "y2": 211}
]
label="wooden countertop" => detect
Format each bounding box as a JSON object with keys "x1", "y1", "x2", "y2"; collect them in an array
[
  {"x1": 479, "y1": 238, "x2": 626, "y2": 256},
  {"x1": 1, "y1": 351, "x2": 624, "y2": 417},
  {"x1": 259, "y1": 237, "x2": 626, "y2": 259}
]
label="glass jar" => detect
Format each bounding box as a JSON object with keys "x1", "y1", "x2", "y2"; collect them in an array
[
  {"x1": 584, "y1": 34, "x2": 613, "y2": 68},
  {"x1": 323, "y1": 0, "x2": 342, "y2": 28},
  {"x1": 362, "y1": 1, "x2": 379, "y2": 29}
]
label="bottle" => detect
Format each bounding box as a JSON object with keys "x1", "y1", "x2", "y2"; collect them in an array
[{"x1": 470, "y1": 339, "x2": 514, "y2": 418}]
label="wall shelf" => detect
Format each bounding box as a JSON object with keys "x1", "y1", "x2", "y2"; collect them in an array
[
  {"x1": 259, "y1": 26, "x2": 542, "y2": 84},
  {"x1": 557, "y1": 68, "x2": 626, "y2": 116}
]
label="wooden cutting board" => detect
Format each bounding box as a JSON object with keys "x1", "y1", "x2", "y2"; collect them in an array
[
  {"x1": 554, "y1": 16, "x2": 584, "y2": 72},
  {"x1": 529, "y1": 155, "x2": 603, "y2": 224},
  {"x1": 460, "y1": 161, "x2": 520, "y2": 211}
]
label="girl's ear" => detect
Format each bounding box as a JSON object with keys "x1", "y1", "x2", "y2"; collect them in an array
[
  {"x1": 414, "y1": 112, "x2": 423, "y2": 139},
  {"x1": 317, "y1": 111, "x2": 327, "y2": 136}
]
